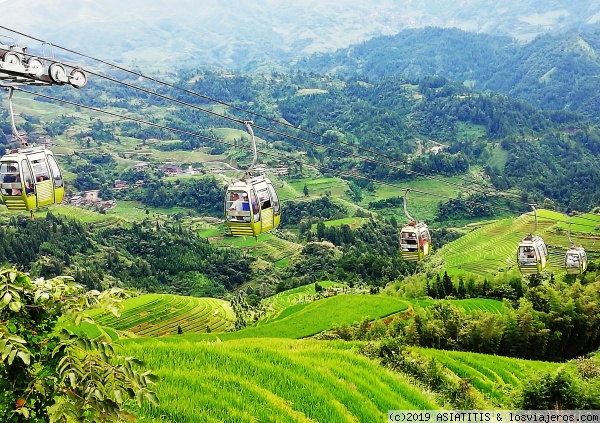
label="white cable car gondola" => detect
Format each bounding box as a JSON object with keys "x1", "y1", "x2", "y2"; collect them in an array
[
  {"x1": 517, "y1": 204, "x2": 549, "y2": 274},
  {"x1": 399, "y1": 189, "x2": 432, "y2": 262},
  {"x1": 224, "y1": 121, "x2": 281, "y2": 239},
  {"x1": 0, "y1": 88, "x2": 64, "y2": 217},
  {"x1": 565, "y1": 223, "x2": 588, "y2": 275}
]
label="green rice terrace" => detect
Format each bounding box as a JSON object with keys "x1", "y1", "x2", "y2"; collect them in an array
[
  {"x1": 406, "y1": 298, "x2": 505, "y2": 315},
  {"x1": 259, "y1": 281, "x2": 346, "y2": 321},
  {"x1": 89, "y1": 293, "x2": 235, "y2": 336},
  {"x1": 210, "y1": 231, "x2": 302, "y2": 263},
  {"x1": 105, "y1": 294, "x2": 567, "y2": 422},
  {"x1": 221, "y1": 293, "x2": 410, "y2": 339},
  {"x1": 122, "y1": 338, "x2": 440, "y2": 423},
  {"x1": 415, "y1": 347, "x2": 565, "y2": 406},
  {"x1": 61, "y1": 284, "x2": 594, "y2": 421},
  {"x1": 434, "y1": 210, "x2": 600, "y2": 278}
]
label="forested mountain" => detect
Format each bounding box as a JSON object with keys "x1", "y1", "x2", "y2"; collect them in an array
[
  {"x1": 7, "y1": 67, "x2": 599, "y2": 212},
  {"x1": 295, "y1": 27, "x2": 600, "y2": 116},
  {"x1": 3, "y1": 7, "x2": 600, "y2": 422},
  {"x1": 0, "y1": 213, "x2": 251, "y2": 296},
  {"x1": 177, "y1": 72, "x2": 600, "y2": 211}
]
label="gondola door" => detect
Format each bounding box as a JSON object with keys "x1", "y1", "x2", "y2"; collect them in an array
[
  {"x1": 46, "y1": 151, "x2": 64, "y2": 204},
  {"x1": 27, "y1": 151, "x2": 54, "y2": 208}
]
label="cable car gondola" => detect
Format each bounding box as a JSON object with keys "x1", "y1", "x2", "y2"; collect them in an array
[
  {"x1": 565, "y1": 223, "x2": 588, "y2": 275},
  {"x1": 399, "y1": 189, "x2": 432, "y2": 262},
  {"x1": 517, "y1": 205, "x2": 549, "y2": 274},
  {"x1": 0, "y1": 147, "x2": 64, "y2": 211},
  {"x1": 225, "y1": 121, "x2": 280, "y2": 239},
  {"x1": 0, "y1": 88, "x2": 64, "y2": 216}
]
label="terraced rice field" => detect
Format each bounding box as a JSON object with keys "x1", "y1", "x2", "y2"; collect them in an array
[
  {"x1": 452, "y1": 298, "x2": 504, "y2": 314},
  {"x1": 289, "y1": 177, "x2": 350, "y2": 198},
  {"x1": 218, "y1": 294, "x2": 411, "y2": 339},
  {"x1": 122, "y1": 338, "x2": 439, "y2": 422},
  {"x1": 311, "y1": 217, "x2": 368, "y2": 229},
  {"x1": 437, "y1": 212, "x2": 582, "y2": 277},
  {"x1": 416, "y1": 347, "x2": 566, "y2": 406},
  {"x1": 404, "y1": 298, "x2": 504, "y2": 314},
  {"x1": 91, "y1": 293, "x2": 235, "y2": 336},
  {"x1": 212, "y1": 232, "x2": 302, "y2": 262},
  {"x1": 245, "y1": 234, "x2": 302, "y2": 262},
  {"x1": 260, "y1": 281, "x2": 344, "y2": 321},
  {"x1": 555, "y1": 213, "x2": 600, "y2": 234},
  {"x1": 118, "y1": 335, "x2": 564, "y2": 421}
]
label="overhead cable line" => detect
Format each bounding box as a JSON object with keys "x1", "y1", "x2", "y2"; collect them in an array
[
  {"x1": 11, "y1": 24, "x2": 597, "y2": 229},
  {"x1": 0, "y1": 26, "x2": 520, "y2": 198},
  {"x1": 82, "y1": 67, "x2": 600, "y2": 225},
  {"x1": 3, "y1": 27, "x2": 598, "y2": 227},
  {"x1": 16, "y1": 87, "x2": 600, "y2": 232},
  {"x1": 52, "y1": 64, "x2": 534, "y2": 212},
  {"x1": 6, "y1": 25, "x2": 600, "y2": 226},
  {"x1": 4, "y1": 26, "x2": 599, "y2": 228}
]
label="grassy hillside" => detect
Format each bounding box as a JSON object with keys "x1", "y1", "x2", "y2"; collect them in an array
[
  {"x1": 69, "y1": 286, "x2": 579, "y2": 421},
  {"x1": 117, "y1": 337, "x2": 568, "y2": 422},
  {"x1": 84, "y1": 291, "x2": 409, "y2": 340},
  {"x1": 121, "y1": 338, "x2": 439, "y2": 422},
  {"x1": 214, "y1": 294, "x2": 410, "y2": 340},
  {"x1": 89, "y1": 293, "x2": 235, "y2": 336},
  {"x1": 407, "y1": 298, "x2": 505, "y2": 315},
  {"x1": 210, "y1": 231, "x2": 302, "y2": 263},
  {"x1": 416, "y1": 347, "x2": 566, "y2": 406},
  {"x1": 433, "y1": 210, "x2": 600, "y2": 278},
  {"x1": 259, "y1": 281, "x2": 345, "y2": 322}
]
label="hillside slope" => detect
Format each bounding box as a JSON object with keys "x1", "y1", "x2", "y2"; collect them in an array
[
  {"x1": 432, "y1": 210, "x2": 600, "y2": 278},
  {"x1": 296, "y1": 27, "x2": 600, "y2": 115},
  {"x1": 119, "y1": 337, "x2": 567, "y2": 421},
  {"x1": 122, "y1": 338, "x2": 439, "y2": 422}
]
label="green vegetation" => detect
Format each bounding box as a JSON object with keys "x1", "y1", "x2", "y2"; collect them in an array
[
  {"x1": 216, "y1": 294, "x2": 409, "y2": 340},
  {"x1": 0, "y1": 212, "x2": 252, "y2": 295},
  {"x1": 0, "y1": 269, "x2": 157, "y2": 422},
  {"x1": 90, "y1": 293, "x2": 235, "y2": 336},
  {"x1": 260, "y1": 281, "x2": 343, "y2": 318},
  {"x1": 296, "y1": 26, "x2": 600, "y2": 119},
  {"x1": 1, "y1": 33, "x2": 600, "y2": 421},
  {"x1": 416, "y1": 347, "x2": 563, "y2": 405},
  {"x1": 434, "y1": 211, "x2": 600, "y2": 278},
  {"x1": 122, "y1": 338, "x2": 438, "y2": 422}
]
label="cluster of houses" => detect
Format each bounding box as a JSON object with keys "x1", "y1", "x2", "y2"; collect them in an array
[
  {"x1": 4, "y1": 132, "x2": 55, "y2": 149},
  {"x1": 63, "y1": 190, "x2": 116, "y2": 211},
  {"x1": 113, "y1": 179, "x2": 144, "y2": 190},
  {"x1": 426, "y1": 141, "x2": 448, "y2": 154}
]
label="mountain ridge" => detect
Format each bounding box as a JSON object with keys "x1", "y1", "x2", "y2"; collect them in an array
[
  {"x1": 1, "y1": 0, "x2": 600, "y2": 70},
  {"x1": 295, "y1": 26, "x2": 600, "y2": 115}
]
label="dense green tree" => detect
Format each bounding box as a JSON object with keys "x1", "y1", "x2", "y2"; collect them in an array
[{"x1": 0, "y1": 269, "x2": 157, "y2": 422}]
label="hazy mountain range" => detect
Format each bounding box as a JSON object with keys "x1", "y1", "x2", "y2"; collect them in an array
[{"x1": 1, "y1": 0, "x2": 600, "y2": 71}]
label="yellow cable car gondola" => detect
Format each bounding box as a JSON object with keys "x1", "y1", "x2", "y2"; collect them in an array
[
  {"x1": 517, "y1": 205, "x2": 549, "y2": 274},
  {"x1": 565, "y1": 223, "x2": 588, "y2": 275},
  {"x1": 0, "y1": 147, "x2": 64, "y2": 212},
  {"x1": 0, "y1": 88, "x2": 64, "y2": 217},
  {"x1": 399, "y1": 189, "x2": 432, "y2": 262},
  {"x1": 224, "y1": 121, "x2": 281, "y2": 239}
]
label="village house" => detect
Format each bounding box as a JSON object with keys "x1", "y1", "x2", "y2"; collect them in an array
[
  {"x1": 133, "y1": 162, "x2": 150, "y2": 172},
  {"x1": 113, "y1": 179, "x2": 128, "y2": 189}
]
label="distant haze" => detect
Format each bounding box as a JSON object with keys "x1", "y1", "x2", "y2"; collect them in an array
[{"x1": 1, "y1": 0, "x2": 599, "y2": 70}]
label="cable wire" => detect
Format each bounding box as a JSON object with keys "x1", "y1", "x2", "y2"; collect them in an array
[
  {"x1": 16, "y1": 86, "x2": 600, "y2": 233},
  {"x1": 3, "y1": 26, "x2": 599, "y2": 229},
  {"x1": 0, "y1": 26, "x2": 528, "y2": 199},
  {"x1": 7, "y1": 24, "x2": 600, "y2": 229}
]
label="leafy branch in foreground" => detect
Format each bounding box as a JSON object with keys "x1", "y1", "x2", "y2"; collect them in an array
[{"x1": 0, "y1": 268, "x2": 158, "y2": 422}]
